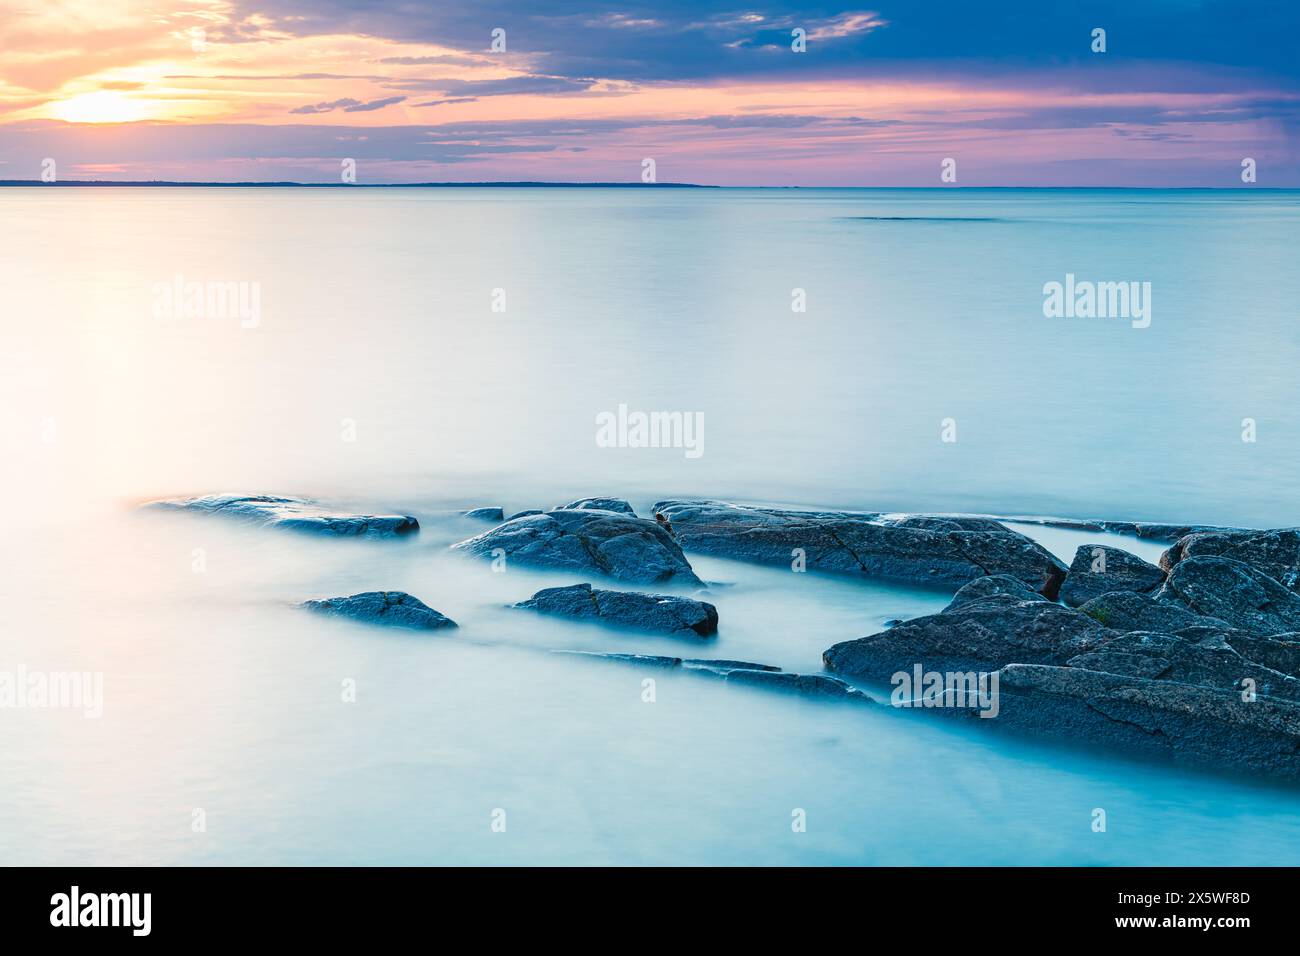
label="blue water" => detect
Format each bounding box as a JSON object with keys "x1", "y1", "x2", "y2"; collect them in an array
[{"x1": 2, "y1": 187, "x2": 1299, "y2": 864}]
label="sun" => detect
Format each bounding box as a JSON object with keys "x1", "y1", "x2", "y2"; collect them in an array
[{"x1": 50, "y1": 90, "x2": 151, "y2": 124}]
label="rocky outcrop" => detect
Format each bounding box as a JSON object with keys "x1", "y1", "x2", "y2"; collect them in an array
[
  {"x1": 1161, "y1": 528, "x2": 1300, "y2": 592},
  {"x1": 1001, "y1": 516, "x2": 1242, "y2": 542},
  {"x1": 945, "y1": 574, "x2": 1048, "y2": 610},
  {"x1": 824, "y1": 597, "x2": 1112, "y2": 680},
  {"x1": 300, "y1": 591, "x2": 456, "y2": 630},
  {"x1": 1077, "y1": 590, "x2": 1223, "y2": 632},
  {"x1": 452, "y1": 509, "x2": 702, "y2": 585},
  {"x1": 1156, "y1": 556, "x2": 1300, "y2": 636},
  {"x1": 556, "y1": 497, "x2": 637, "y2": 515},
  {"x1": 988, "y1": 664, "x2": 1300, "y2": 779},
  {"x1": 513, "y1": 583, "x2": 718, "y2": 636},
  {"x1": 463, "y1": 507, "x2": 504, "y2": 522},
  {"x1": 1059, "y1": 545, "x2": 1165, "y2": 607},
  {"x1": 723, "y1": 669, "x2": 868, "y2": 700},
  {"x1": 148, "y1": 494, "x2": 419, "y2": 537},
  {"x1": 651, "y1": 500, "x2": 1067, "y2": 597}
]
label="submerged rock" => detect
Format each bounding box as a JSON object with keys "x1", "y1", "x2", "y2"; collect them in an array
[
  {"x1": 556, "y1": 497, "x2": 637, "y2": 516},
  {"x1": 1156, "y1": 556, "x2": 1300, "y2": 636},
  {"x1": 300, "y1": 591, "x2": 457, "y2": 630},
  {"x1": 552, "y1": 650, "x2": 684, "y2": 668},
  {"x1": 148, "y1": 494, "x2": 419, "y2": 538},
  {"x1": 724, "y1": 669, "x2": 867, "y2": 700},
  {"x1": 824, "y1": 597, "x2": 1112, "y2": 680},
  {"x1": 506, "y1": 510, "x2": 543, "y2": 521},
  {"x1": 1161, "y1": 528, "x2": 1300, "y2": 592},
  {"x1": 989, "y1": 664, "x2": 1300, "y2": 779},
  {"x1": 513, "y1": 583, "x2": 718, "y2": 637},
  {"x1": 651, "y1": 500, "x2": 1066, "y2": 597},
  {"x1": 452, "y1": 509, "x2": 702, "y2": 585},
  {"x1": 681, "y1": 659, "x2": 782, "y2": 673},
  {"x1": 1059, "y1": 545, "x2": 1165, "y2": 607},
  {"x1": 463, "y1": 507, "x2": 504, "y2": 522}
]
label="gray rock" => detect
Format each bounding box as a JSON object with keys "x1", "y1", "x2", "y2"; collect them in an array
[
  {"x1": 513, "y1": 583, "x2": 718, "y2": 637},
  {"x1": 946, "y1": 574, "x2": 1048, "y2": 610},
  {"x1": 1161, "y1": 528, "x2": 1300, "y2": 592},
  {"x1": 824, "y1": 597, "x2": 1112, "y2": 680},
  {"x1": 506, "y1": 510, "x2": 543, "y2": 521},
  {"x1": 452, "y1": 509, "x2": 702, "y2": 585},
  {"x1": 556, "y1": 497, "x2": 637, "y2": 516},
  {"x1": 988, "y1": 664, "x2": 1300, "y2": 779},
  {"x1": 681, "y1": 659, "x2": 782, "y2": 673},
  {"x1": 463, "y1": 507, "x2": 504, "y2": 522},
  {"x1": 723, "y1": 669, "x2": 868, "y2": 700},
  {"x1": 1156, "y1": 556, "x2": 1300, "y2": 636},
  {"x1": 300, "y1": 591, "x2": 456, "y2": 630},
  {"x1": 148, "y1": 494, "x2": 419, "y2": 538},
  {"x1": 1000, "y1": 516, "x2": 1241, "y2": 542},
  {"x1": 552, "y1": 650, "x2": 683, "y2": 668},
  {"x1": 1076, "y1": 589, "x2": 1222, "y2": 632},
  {"x1": 1065, "y1": 630, "x2": 1300, "y2": 703},
  {"x1": 1059, "y1": 545, "x2": 1165, "y2": 607},
  {"x1": 652, "y1": 500, "x2": 1067, "y2": 597}
]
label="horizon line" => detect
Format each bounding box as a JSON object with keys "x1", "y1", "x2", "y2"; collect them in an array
[{"x1": 1, "y1": 180, "x2": 1293, "y2": 190}]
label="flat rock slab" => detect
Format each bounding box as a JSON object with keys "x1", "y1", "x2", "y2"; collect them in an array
[
  {"x1": 989, "y1": 664, "x2": 1300, "y2": 779},
  {"x1": 1162, "y1": 528, "x2": 1300, "y2": 592},
  {"x1": 300, "y1": 591, "x2": 457, "y2": 630},
  {"x1": 1076, "y1": 590, "x2": 1222, "y2": 632},
  {"x1": 1157, "y1": 556, "x2": 1300, "y2": 636},
  {"x1": 824, "y1": 597, "x2": 1113, "y2": 680},
  {"x1": 452, "y1": 509, "x2": 702, "y2": 585},
  {"x1": 652, "y1": 500, "x2": 1067, "y2": 597},
  {"x1": 148, "y1": 494, "x2": 419, "y2": 538},
  {"x1": 1059, "y1": 544, "x2": 1165, "y2": 607},
  {"x1": 723, "y1": 669, "x2": 869, "y2": 700},
  {"x1": 514, "y1": 583, "x2": 718, "y2": 636}
]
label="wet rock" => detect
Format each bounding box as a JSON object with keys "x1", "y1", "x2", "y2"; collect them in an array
[
  {"x1": 652, "y1": 500, "x2": 1067, "y2": 597},
  {"x1": 506, "y1": 510, "x2": 543, "y2": 521},
  {"x1": 1065, "y1": 630, "x2": 1300, "y2": 703},
  {"x1": 556, "y1": 497, "x2": 637, "y2": 516},
  {"x1": 1059, "y1": 545, "x2": 1165, "y2": 607},
  {"x1": 552, "y1": 650, "x2": 683, "y2": 668},
  {"x1": 824, "y1": 597, "x2": 1112, "y2": 680},
  {"x1": 988, "y1": 664, "x2": 1300, "y2": 780},
  {"x1": 463, "y1": 507, "x2": 504, "y2": 522},
  {"x1": 147, "y1": 494, "x2": 419, "y2": 537},
  {"x1": 681, "y1": 659, "x2": 781, "y2": 673},
  {"x1": 946, "y1": 574, "x2": 1048, "y2": 610},
  {"x1": 1161, "y1": 528, "x2": 1300, "y2": 592},
  {"x1": 452, "y1": 509, "x2": 702, "y2": 585},
  {"x1": 513, "y1": 583, "x2": 718, "y2": 636},
  {"x1": 723, "y1": 669, "x2": 868, "y2": 700},
  {"x1": 1076, "y1": 589, "x2": 1221, "y2": 632},
  {"x1": 1156, "y1": 556, "x2": 1300, "y2": 636},
  {"x1": 300, "y1": 591, "x2": 456, "y2": 630}
]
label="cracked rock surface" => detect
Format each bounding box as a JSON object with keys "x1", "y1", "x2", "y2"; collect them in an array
[
  {"x1": 300, "y1": 591, "x2": 457, "y2": 630},
  {"x1": 652, "y1": 499, "x2": 1067, "y2": 597}
]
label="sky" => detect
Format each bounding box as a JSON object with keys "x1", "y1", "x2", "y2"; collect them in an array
[{"x1": 0, "y1": 1, "x2": 1297, "y2": 185}]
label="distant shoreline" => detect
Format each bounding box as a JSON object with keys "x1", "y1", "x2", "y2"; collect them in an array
[{"x1": 0, "y1": 181, "x2": 1294, "y2": 190}]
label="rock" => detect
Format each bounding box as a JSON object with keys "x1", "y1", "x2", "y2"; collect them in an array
[
  {"x1": 148, "y1": 494, "x2": 419, "y2": 538},
  {"x1": 513, "y1": 583, "x2": 718, "y2": 637},
  {"x1": 300, "y1": 591, "x2": 456, "y2": 630},
  {"x1": 1000, "y1": 516, "x2": 1242, "y2": 542},
  {"x1": 463, "y1": 507, "x2": 504, "y2": 522},
  {"x1": 945, "y1": 574, "x2": 1048, "y2": 610},
  {"x1": 1161, "y1": 528, "x2": 1300, "y2": 592},
  {"x1": 652, "y1": 500, "x2": 1067, "y2": 597},
  {"x1": 552, "y1": 650, "x2": 683, "y2": 668},
  {"x1": 823, "y1": 597, "x2": 1112, "y2": 681},
  {"x1": 988, "y1": 664, "x2": 1300, "y2": 779},
  {"x1": 882, "y1": 618, "x2": 903, "y2": 628},
  {"x1": 556, "y1": 497, "x2": 636, "y2": 516},
  {"x1": 1212, "y1": 630, "x2": 1300, "y2": 678},
  {"x1": 1065, "y1": 630, "x2": 1300, "y2": 703},
  {"x1": 1156, "y1": 556, "x2": 1300, "y2": 636},
  {"x1": 1077, "y1": 590, "x2": 1223, "y2": 632},
  {"x1": 723, "y1": 669, "x2": 868, "y2": 700},
  {"x1": 1059, "y1": 545, "x2": 1165, "y2": 607},
  {"x1": 506, "y1": 510, "x2": 543, "y2": 521},
  {"x1": 681, "y1": 659, "x2": 781, "y2": 673},
  {"x1": 452, "y1": 509, "x2": 702, "y2": 586}
]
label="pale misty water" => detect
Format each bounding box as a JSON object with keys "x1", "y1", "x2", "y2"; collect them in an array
[{"x1": 2, "y1": 187, "x2": 1300, "y2": 865}]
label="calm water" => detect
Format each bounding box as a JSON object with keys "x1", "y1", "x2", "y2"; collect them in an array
[{"x1": 3, "y1": 187, "x2": 1300, "y2": 865}]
